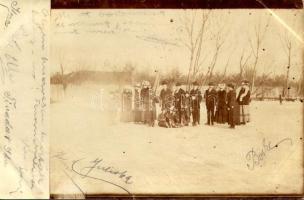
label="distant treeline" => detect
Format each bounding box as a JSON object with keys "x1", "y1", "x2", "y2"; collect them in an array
[
  {"x1": 51, "y1": 70, "x2": 132, "y2": 86},
  {"x1": 50, "y1": 67, "x2": 304, "y2": 97},
  {"x1": 134, "y1": 68, "x2": 301, "y2": 88}
]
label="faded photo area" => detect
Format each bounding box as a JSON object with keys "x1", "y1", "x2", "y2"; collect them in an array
[{"x1": 50, "y1": 9, "x2": 303, "y2": 197}]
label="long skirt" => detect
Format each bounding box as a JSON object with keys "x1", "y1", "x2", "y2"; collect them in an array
[
  {"x1": 133, "y1": 110, "x2": 143, "y2": 123},
  {"x1": 215, "y1": 105, "x2": 227, "y2": 123},
  {"x1": 143, "y1": 109, "x2": 157, "y2": 126},
  {"x1": 234, "y1": 104, "x2": 241, "y2": 125},
  {"x1": 239, "y1": 105, "x2": 250, "y2": 123}
]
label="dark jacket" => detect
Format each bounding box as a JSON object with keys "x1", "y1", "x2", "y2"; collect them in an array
[
  {"x1": 190, "y1": 88, "x2": 202, "y2": 109},
  {"x1": 227, "y1": 89, "x2": 238, "y2": 126},
  {"x1": 204, "y1": 88, "x2": 217, "y2": 109},
  {"x1": 174, "y1": 88, "x2": 186, "y2": 109},
  {"x1": 160, "y1": 88, "x2": 173, "y2": 108},
  {"x1": 227, "y1": 90, "x2": 237, "y2": 109},
  {"x1": 140, "y1": 87, "x2": 150, "y2": 110},
  {"x1": 217, "y1": 90, "x2": 227, "y2": 107}
]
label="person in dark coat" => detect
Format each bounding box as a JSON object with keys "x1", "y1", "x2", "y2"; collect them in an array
[
  {"x1": 216, "y1": 83, "x2": 228, "y2": 124},
  {"x1": 227, "y1": 83, "x2": 237, "y2": 129},
  {"x1": 190, "y1": 81, "x2": 202, "y2": 126},
  {"x1": 174, "y1": 82, "x2": 186, "y2": 125},
  {"x1": 204, "y1": 82, "x2": 217, "y2": 125},
  {"x1": 183, "y1": 91, "x2": 191, "y2": 126},
  {"x1": 159, "y1": 80, "x2": 172, "y2": 111},
  {"x1": 140, "y1": 82, "x2": 150, "y2": 124}
]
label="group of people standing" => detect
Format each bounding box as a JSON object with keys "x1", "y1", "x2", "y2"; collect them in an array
[
  {"x1": 204, "y1": 80, "x2": 251, "y2": 128},
  {"x1": 123, "y1": 79, "x2": 251, "y2": 129},
  {"x1": 158, "y1": 80, "x2": 202, "y2": 128}
]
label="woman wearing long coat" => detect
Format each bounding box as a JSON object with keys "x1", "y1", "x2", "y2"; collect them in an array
[
  {"x1": 226, "y1": 83, "x2": 238, "y2": 128},
  {"x1": 140, "y1": 81, "x2": 159, "y2": 126},
  {"x1": 236, "y1": 81, "x2": 251, "y2": 124},
  {"x1": 216, "y1": 85, "x2": 228, "y2": 124}
]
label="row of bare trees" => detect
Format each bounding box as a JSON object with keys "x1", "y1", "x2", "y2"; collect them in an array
[
  {"x1": 52, "y1": 10, "x2": 302, "y2": 99},
  {"x1": 180, "y1": 10, "x2": 228, "y2": 90},
  {"x1": 180, "y1": 10, "x2": 302, "y2": 98}
]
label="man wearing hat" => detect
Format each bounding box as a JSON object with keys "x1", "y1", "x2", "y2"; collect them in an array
[
  {"x1": 204, "y1": 82, "x2": 217, "y2": 125},
  {"x1": 174, "y1": 82, "x2": 186, "y2": 125},
  {"x1": 190, "y1": 81, "x2": 202, "y2": 126},
  {"x1": 227, "y1": 83, "x2": 237, "y2": 128},
  {"x1": 159, "y1": 80, "x2": 173, "y2": 111}
]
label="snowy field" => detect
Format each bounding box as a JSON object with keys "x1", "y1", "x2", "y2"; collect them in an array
[{"x1": 50, "y1": 100, "x2": 303, "y2": 196}]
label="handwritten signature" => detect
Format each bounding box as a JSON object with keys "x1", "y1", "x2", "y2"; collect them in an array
[
  {"x1": 0, "y1": 1, "x2": 20, "y2": 29},
  {"x1": 246, "y1": 138, "x2": 293, "y2": 170},
  {"x1": 71, "y1": 157, "x2": 132, "y2": 194}
]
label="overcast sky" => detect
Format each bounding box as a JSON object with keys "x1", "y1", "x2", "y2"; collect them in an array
[{"x1": 51, "y1": 9, "x2": 303, "y2": 80}]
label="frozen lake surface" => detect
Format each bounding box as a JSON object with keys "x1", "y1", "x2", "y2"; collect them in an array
[{"x1": 50, "y1": 100, "x2": 303, "y2": 196}]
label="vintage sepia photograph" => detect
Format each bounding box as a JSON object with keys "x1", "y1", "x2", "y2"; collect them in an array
[{"x1": 50, "y1": 9, "x2": 303, "y2": 197}]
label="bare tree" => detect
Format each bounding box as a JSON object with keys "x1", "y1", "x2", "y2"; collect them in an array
[
  {"x1": 57, "y1": 51, "x2": 68, "y2": 93},
  {"x1": 279, "y1": 29, "x2": 292, "y2": 98},
  {"x1": 239, "y1": 48, "x2": 251, "y2": 83},
  {"x1": 248, "y1": 16, "x2": 270, "y2": 91},
  {"x1": 180, "y1": 10, "x2": 211, "y2": 90},
  {"x1": 217, "y1": 55, "x2": 231, "y2": 83},
  {"x1": 203, "y1": 30, "x2": 225, "y2": 84}
]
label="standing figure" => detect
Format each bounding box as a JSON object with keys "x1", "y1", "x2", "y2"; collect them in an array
[
  {"x1": 227, "y1": 83, "x2": 237, "y2": 129},
  {"x1": 174, "y1": 82, "x2": 186, "y2": 126},
  {"x1": 204, "y1": 82, "x2": 217, "y2": 126},
  {"x1": 216, "y1": 83, "x2": 227, "y2": 124},
  {"x1": 183, "y1": 91, "x2": 191, "y2": 126},
  {"x1": 190, "y1": 81, "x2": 202, "y2": 126},
  {"x1": 236, "y1": 80, "x2": 251, "y2": 124},
  {"x1": 159, "y1": 80, "x2": 173, "y2": 111},
  {"x1": 133, "y1": 83, "x2": 143, "y2": 123},
  {"x1": 140, "y1": 81, "x2": 158, "y2": 126},
  {"x1": 121, "y1": 87, "x2": 133, "y2": 122}
]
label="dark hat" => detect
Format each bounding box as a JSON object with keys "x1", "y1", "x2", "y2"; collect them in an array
[
  {"x1": 227, "y1": 83, "x2": 235, "y2": 89},
  {"x1": 192, "y1": 81, "x2": 199, "y2": 86},
  {"x1": 161, "y1": 80, "x2": 168, "y2": 85},
  {"x1": 208, "y1": 82, "x2": 215, "y2": 86},
  {"x1": 176, "y1": 82, "x2": 182, "y2": 86}
]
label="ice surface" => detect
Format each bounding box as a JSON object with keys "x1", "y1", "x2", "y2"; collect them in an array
[{"x1": 50, "y1": 100, "x2": 303, "y2": 195}]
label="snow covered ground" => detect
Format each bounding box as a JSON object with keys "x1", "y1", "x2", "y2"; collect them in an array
[{"x1": 50, "y1": 100, "x2": 303, "y2": 196}]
